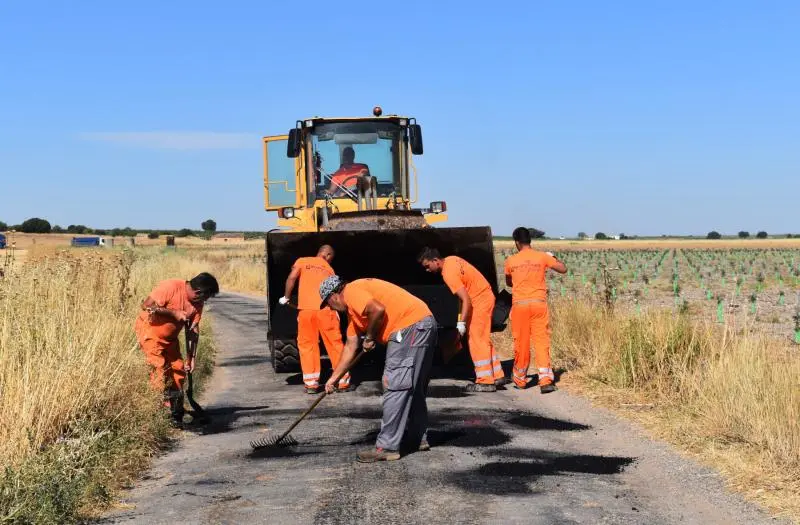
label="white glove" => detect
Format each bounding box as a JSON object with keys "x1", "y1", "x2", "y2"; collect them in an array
[
  {"x1": 456, "y1": 321, "x2": 466, "y2": 336},
  {"x1": 278, "y1": 296, "x2": 289, "y2": 305}
]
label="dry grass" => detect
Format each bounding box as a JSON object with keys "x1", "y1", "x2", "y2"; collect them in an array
[
  {"x1": 0, "y1": 248, "x2": 216, "y2": 523},
  {"x1": 541, "y1": 299, "x2": 800, "y2": 520}
]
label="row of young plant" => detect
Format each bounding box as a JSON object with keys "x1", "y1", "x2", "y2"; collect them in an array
[{"x1": 496, "y1": 247, "x2": 800, "y2": 343}]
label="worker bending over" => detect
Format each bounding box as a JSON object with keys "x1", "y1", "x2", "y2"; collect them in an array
[
  {"x1": 320, "y1": 276, "x2": 437, "y2": 462},
  {"x1": 134, "y1": 272, "x2": 219, "y2": 424},
  {"x1": 281, "y1": 245, "x2": 350, "y2": 393},
  {"x1": 504, "y1": 227, "x2": 566, "y2": 393},
  {"x1": 418, "y1": 248, "x2": 505, "y2": 392}
]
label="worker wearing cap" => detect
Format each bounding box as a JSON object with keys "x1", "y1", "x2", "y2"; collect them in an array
[
  {"x1": 418, "y1": 248, "x2": 505, "y2": 392},
  {"x1": 504, "y1": 227, "x2": 567, "y2": 393},
  {"x1": 280, "y1": 245, "x2": 350, "y2": 393},
  {"x1": 320, "y1": 276, "x2": 437, "y2": 463},
  {"x1": 134, "y1": 272, "x2": 219, "y2": 424}
]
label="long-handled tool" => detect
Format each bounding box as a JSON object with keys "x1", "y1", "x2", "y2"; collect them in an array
[
  {"x1": 250, "y1": 348, "x2": 368, "y2": 450},
  {"x1": 184, "y1": 322, "x2": 207, "y2": 417}
]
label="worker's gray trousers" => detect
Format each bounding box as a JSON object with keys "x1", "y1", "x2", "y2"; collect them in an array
[{"x1": 376, "y1": 315, "x2": 437, "y2": 451}]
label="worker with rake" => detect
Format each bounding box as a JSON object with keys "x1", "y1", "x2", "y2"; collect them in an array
[
  {"x1": 320, "y1": 276, "x2": 437, "y2": 462},
  {"x1": 418, "y1": 247, "x2": 506, "y2": 392},
  {"x1": 504, "y1": 227, "x2": 566, "y2": 393},
  {"x1": 280, "y1": 245, "x2": 351, "y2": 393},
  {"x1": 134, "y1": 272, "x2": 219, "y2": 425}
]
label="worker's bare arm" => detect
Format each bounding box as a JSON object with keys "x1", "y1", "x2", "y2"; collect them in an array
[
  {"x1": 283, "y1": 266, "x2": 301, "y2": 299},
  {"x1": 551, "y1": 260, "x2": 567, "y2": 274},
  {"x1": 142, "y1": 297, "x2": 188, "y2": 323},
  {"x1": 454, "y1": 287, "x2": 472, "y2": 323},
  {"x1": 363, "y1": 299, "x2": 386, "y2": 344},
  {"x1": 325, "y1": 335, "x2": 359, "y2": 392}
]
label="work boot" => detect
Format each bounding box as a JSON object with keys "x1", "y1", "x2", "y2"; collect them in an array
[
  {"x1": 464, "y1": 383, "x2": 497, "y2": 393},
  {"x1": 495, "y1": 377, "x2": 510, "y2": 387},
  {"x1": 357, "y1": 447, "x2": 401, "y2": 463},
  {"x1": 167, "y1": 390, "x2": 185, "y2": 425},
  {"x1": 418, "y1": 440, "x2": 431, "y2": 452},
  {"x1": 305, "y1": 386, "x2": 320, "y2": 394},
  {"x1": 513, "y1": 382, "x2": 529, "y2": 390},
  {"x1": 540, "y1": 383, "x2": 558, "y2": 394},
  {"x1": 337, "y1": 385, "x2": 353, "y2": 393}
]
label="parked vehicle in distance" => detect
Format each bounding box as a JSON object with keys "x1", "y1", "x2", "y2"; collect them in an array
[
  {"x1": 71, "y1": 236, "x2": 107, "y2": 247},
  {"x1": 0, "y1": 233, "x2": 6, "y2": 249}
]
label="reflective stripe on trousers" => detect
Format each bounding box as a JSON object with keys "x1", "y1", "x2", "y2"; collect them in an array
[
  {"x1": 510, "y1": 301, "x2": 553, "y2": 387},
  {"x1": 467, "y1": 294, "x2": 505, "y2": 384}
]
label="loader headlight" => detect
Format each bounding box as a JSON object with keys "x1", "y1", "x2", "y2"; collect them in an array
[
  {"x1": 279, "y1": 207, "x2": 295, "y2": 219},
  {"x1": 430, "y1": 201, "x2": 447, "y2": 213}
]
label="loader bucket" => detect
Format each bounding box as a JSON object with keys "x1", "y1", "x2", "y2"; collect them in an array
[{"x1": 265, "y1": 226, "x2": 498, "y2": 362}]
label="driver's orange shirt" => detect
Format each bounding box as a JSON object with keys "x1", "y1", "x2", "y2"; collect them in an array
[{"x1": 330, "y1": 163, "x2": 369, "y2": 192}]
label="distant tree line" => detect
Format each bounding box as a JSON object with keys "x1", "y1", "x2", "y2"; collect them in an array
[
  {"x1": 707, "y1": 230, "x2": 773, "y2": 239},
  {"x1": 0, "y1": 217, "x2": 267, "y2": 239}
]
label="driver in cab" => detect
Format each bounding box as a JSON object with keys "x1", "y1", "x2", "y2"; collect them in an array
[{"x1": 329, "y1": 146, "x2": 370, "y2": 197}]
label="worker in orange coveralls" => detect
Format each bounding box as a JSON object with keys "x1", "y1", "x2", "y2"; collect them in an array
[
  {"x1": 504, "y1": 227, "x2": 567, "y2": 394},
  {"x1": 280, "y1": 245, "x2": 350, "y2": 394},
  {"x1": 134, "y1": 273, "x2": 219, "y2": 424},
  {"x1": 418, "y1": 247, "x2": 505, "y2": 392}
]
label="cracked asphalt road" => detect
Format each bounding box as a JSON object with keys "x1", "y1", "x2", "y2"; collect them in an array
[{"x1": 102, "y1": 293, "x2": 783, "y2": 525}]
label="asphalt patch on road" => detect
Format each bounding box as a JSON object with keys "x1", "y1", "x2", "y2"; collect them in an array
[
  {"x1": 425, "y1": 384, "x2": 469, "y2": 398},
  {"x1": 450, "y1": 451, "x2": 635, "y2": 495},
  {"x1": 428, "y1": 427, "x2": 511, "y2": 448},
  {"x1": 186, "y1": 405, "x2": 272, "y2": 436},
  {"x1": 247, "y1": 446, "x2": 322, "y2": 460},
  {"x1": 506, "y1": 414, "x2": 590, "y2": 431},
  {"x1": 217, "y1": 355, "x2": 270, "y2": 367}
]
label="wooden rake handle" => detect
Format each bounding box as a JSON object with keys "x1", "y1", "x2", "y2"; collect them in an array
[{"x1": 275, "y1": 348, "x2": 369, "y2": 443}]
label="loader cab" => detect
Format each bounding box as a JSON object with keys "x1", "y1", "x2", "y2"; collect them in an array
[{"x1": 262, "y1": 109, "x2": 443, "y2": 232}]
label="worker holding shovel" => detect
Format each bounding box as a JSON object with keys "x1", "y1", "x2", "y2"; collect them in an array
[
  {"x1": 280, "y1": 245, "x2": 350, "y2": 393},
  {"x1": 134, "y1": 272, "x2": 219, "y2": 425},
  {"x1": 320, "y1": 276, "x2": 437, "y2": 463}
]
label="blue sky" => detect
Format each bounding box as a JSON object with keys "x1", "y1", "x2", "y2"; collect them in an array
[{"x1": 1, "y1": 1, "x2": 798, "y2": 237}]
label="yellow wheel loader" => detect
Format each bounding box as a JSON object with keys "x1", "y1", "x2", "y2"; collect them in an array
[{"x1": 263, "y1": 107, "x2": 504, "y2": 372}]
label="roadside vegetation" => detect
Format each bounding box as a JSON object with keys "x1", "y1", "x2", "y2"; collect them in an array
[
  {"x1": 0, "y1": 248, "x2": 216, "y2": 523},
  {"x1": 2, "y1": 238, "x2": 798, "y2": 522},
  {"x1": 546, "y1": 300, "x2": 799, "y2": 520}
]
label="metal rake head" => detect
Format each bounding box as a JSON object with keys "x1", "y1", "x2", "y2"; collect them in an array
[{"x1": 250, "y1": 434, "x2": 299, "y2": 450}]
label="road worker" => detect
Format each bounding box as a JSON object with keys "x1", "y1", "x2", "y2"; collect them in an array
[
  {"x1": 321, "y1": 276, "x2": 437, "y2": 462},
  {"x1": 134, "y1": 272, "x2": 219, "y2": 424},
  {"x1": 418, "y1": 247, "x2": 505, "y2": 392},
  {"x1": 329, "y1": 146, "x2": 370, "y2": 197},
  {"x1": 504, "y1": 227, "x2": 567, "y2": 393},
  {"x1": 280, "y1": 245, "x2": 350, "y2": 393}
]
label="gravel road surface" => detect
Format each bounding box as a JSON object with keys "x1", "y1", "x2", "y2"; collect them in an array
[{"x1": 102, "y1": 293, "x2": 782, "y2": 525}]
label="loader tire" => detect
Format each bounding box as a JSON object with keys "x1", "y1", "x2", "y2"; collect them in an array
[{"x1": 270, "y1": 338, "x2": 300, "y2": 373}]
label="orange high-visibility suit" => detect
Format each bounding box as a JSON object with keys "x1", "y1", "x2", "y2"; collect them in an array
[
  {"x1": 134, "y1": 279, "x2": 202, "y2": 394},
  {"x1": 441, "y1": 256, "x2": 504, "y2": 385},
  {"x1": 504, "y1": 249, "x2": 559, "y2": 387},
  {"x1": 292, "y1": 256, "x2": 349, "y2": 389}
]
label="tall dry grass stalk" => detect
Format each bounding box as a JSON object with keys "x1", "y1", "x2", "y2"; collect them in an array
[
  {"x1": 550, "y1": 299, "x2": 800, "y2": 519},
  {"x1": 0, "y1": 248, "x2": 216, "y2": 522},
  {"x1": 157, "y1": 246, "x2": 266, "y2": 295}
]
